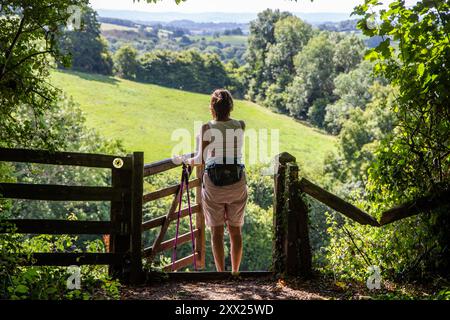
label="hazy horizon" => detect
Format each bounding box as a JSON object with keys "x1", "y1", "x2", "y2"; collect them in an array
[
  {"x1": 90, "y1": 0, "x2": 420, "y2": 14},
  {"x1": 90, "y1": 0, "x2": 357, "y2": 14}
]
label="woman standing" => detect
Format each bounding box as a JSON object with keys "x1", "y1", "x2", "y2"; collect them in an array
[{"x1": 181, "y1": 89, "x2": 247, "y2": 273}]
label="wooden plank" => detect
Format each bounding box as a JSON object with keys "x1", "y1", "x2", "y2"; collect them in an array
[
  {"x1": 299, "y1": 178, "x2": 380, "y2": 227},
  {"x1": 143, "y1": 153, "x2": 194, "y2": 177},
  {"x1": 141, "y1": 205, "x2": 200, "y2": 231},
  {"x1": 156, "y1": 229, "x2": 199, "y2": 254},
  {"x1": 0, "y1": 220, "x2": 117, "y2": 235},
  {"x1": 26, "y1": 253, "x2": 123, "y2": 266},
  {"x1": 143, "y1": 178, "x2": 201, "y2": 203},
  {"x1": 144, "y1": 229, "x2": 199, "y2": 256},
  {"x1": 0, "y1": 183, "x2": 127, "y2": 201},
  {"x1": 166, "y1": 271, "x2": 273, "y2": 281},
  {"x1": 147, "y1": 168, "x2": 194, "y2": 264},
  {"x1": 163, "y1": 252, "x2": 199, "y2": 272},
  {"x1": 0, "y1": 147, "x2": 131, "y2": 170},
  {"x1": 195, "y1": 165, "x2": 206, "y2": 269},
  {"x1": 130, "y1": 152, "x2": 144, "y2": 285},
  {"x1": 380, "y1": 189, "x2": 450, "y2": 225},
  {"x1": 109, "y1": 165, "x2": 132, "y2": 280},
  {"x1": 142, "y1": 216, "x2": 165, "y2": 231}
]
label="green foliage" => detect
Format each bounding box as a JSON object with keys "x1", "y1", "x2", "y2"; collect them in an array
[
  {"x1": 58, "y1": 6, "x2": 113, "y2": 75},
  {"x1": 360, "y1": 0, "x2": 450, "y2": 278},
  {"x1": 322, "y1": 0, "x2": 450, "y2": 284},
  {"x1": 286, "y1": 32, "x2": 365, "y2": 122},
  {"x1": 0, "y1": 0, "x2": 89, "y2": 148},
  {"x1": 324, "y1": 61, "x2": 380, "y2": 134},
  {"x1": 137, "y1": 49, "x2": 233, "y2": 94},
  {"x1": 113, "y1": 45, "x2": 139, "y2": 80},
  {"x1": 246, "y1": 9, "x2": 292, "y2": 103},
  {"x1": 355, "y1": 0, "x2": 450, "y2": 196},
  {"x1": 263, "y1": 16, "x2": 314, "y2": 112},
  {"x1": 0, "y1": 223, "x2": 120, "y2": 300}
]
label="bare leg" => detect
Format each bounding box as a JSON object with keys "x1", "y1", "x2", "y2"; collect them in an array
[
  {"x1": 227, "y1": 225, "x2": 243, "y2": 273},
  {"x1": 211, "y1": 226, "x2": 225, "y2": 272}
]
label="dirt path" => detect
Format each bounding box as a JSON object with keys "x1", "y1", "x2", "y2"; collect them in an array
[{"x1": 121, "y1": 277, "x2": 371, "y2": 300}]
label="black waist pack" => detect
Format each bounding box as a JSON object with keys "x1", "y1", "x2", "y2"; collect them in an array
[{"x1": 206, "y1": 162, "x2": 245, "y2": 186}]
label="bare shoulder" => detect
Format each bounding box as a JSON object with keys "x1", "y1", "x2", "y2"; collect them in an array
[{"x1": 201, "y1": 123, "x2": 210, "y2": 131}]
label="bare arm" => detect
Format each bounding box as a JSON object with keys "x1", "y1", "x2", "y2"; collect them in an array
[{"x1": 184, "y1": 123, "x2": 210, "y2": 167}]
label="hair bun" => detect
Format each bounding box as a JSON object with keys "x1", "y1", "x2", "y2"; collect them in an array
[{"x1": 214, "y1": 92, "x2": 223, "y2": 102}]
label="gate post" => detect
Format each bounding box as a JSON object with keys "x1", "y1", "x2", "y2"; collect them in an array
[
  {"x1": 285, "y1": 163, "x2": 312, "y2": 277},
  {"x1": 130, "y1": 152, "x2": 144, "y2": 284},
  {"x1": 110, "y1": 155, "x2": 133, "y2": 282},
  {"x1": 273, "y1": 152, "x2": 295, "y2": 275},
  {"x1": 273, "y1": 152, "x2": 312, "y2": 278}
]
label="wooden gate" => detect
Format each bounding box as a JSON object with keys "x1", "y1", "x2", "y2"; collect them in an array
[
  {"x1": 0, "y1": 148, "x2": 144, "y2": 284},
  {"x1": 141, "y1": 154, "x2": 206, "y2": 271}
]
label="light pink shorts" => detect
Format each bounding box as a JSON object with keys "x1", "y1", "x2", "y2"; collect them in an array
[{"x1": 201, "y1": 171, "x2": 248, "y2": 227}]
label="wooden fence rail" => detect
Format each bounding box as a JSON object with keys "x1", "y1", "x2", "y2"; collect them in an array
[
  {"x1": 0, "y1": 148, "x2": 144, "y2": 285},
  {"x1": 273, "y1": 152, "x2": 450, "y2": 278}
]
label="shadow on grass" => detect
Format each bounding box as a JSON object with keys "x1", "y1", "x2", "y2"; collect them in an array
[{"x1": 58, "y1": 69, "x2": 119, "y2": 85}]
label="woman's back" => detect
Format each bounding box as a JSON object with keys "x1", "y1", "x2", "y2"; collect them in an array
[{"x1": 205, "y1": 119, "x2": 244, "y2": 166}]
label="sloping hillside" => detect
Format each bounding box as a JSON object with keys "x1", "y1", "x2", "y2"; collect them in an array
[{"x1": 51, "y1": 70, "x2": 336, "y2": 177}]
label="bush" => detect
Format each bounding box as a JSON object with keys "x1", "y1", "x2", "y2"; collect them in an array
[{"x1": 0, "y1": 222, "x2": 120, "y2": 300}]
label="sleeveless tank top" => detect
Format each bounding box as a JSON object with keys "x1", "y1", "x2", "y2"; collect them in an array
[{"x1": 204, "y1": 119, "x2": 244, "y2": 166}]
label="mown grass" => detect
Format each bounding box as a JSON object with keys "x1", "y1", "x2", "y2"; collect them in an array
[
  {"x1": 100, "y1": 23, "x2": 138, "y2": 32},
  {"x1": 51, "y1": 70, "x2": 336, "y2": 178},
  {"x1": 189, "y1": 35, "x2": 248, "y2": 46}
]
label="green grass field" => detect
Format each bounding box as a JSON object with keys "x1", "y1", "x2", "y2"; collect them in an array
[
  {"x1": 190, "y1": 35, "x2": 248, "y2": 46},
  {"x1": 100, "y1": 23, "x2": 138, "y2": 32},
  {"x1": 51, "y1": 70, "x2": 336, "y2": 177}
]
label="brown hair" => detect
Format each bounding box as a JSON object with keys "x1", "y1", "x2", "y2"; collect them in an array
[{"x1": 210, "y1": 89, "x2": 233, "y2": 121}]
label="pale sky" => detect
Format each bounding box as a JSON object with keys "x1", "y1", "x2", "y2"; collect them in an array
[{"x1": 89, "y1": 0, "x2": 420, "y2": 13}]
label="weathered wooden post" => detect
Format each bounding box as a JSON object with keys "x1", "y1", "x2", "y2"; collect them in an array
[
  {"x1": 273, "y1": 152, "x2": 312, "y2": 278},
  {"x1": 110, "y1": 155, "x2": 133, "y2": 282},
  {"x1": 273, "y1": 152, "x2": 295, "y2": 275},
  {"x1": 285, "y1": 163, "x2": 312, "y2": 277},
  {"x1": 130, "y1": 152, "x2": 144, "y2": 284},
  {"x1": 195, "y1": 165, "x2": 206, "y2": 269}
]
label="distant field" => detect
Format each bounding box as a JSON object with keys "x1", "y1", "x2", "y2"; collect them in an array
[
  {"x1": 190, "y1": 35, "x2": 248, "y2": 46},
  {"x1": 100, "y1": 23, "x2": 138, "y2": 32},
  {"x1": 51, "y1": 70, "x2": 336, "y2": 177}
]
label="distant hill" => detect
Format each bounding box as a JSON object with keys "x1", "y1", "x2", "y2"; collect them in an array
[
  {"x1": 96, "y1": 10, "x2": 353, "y2": 24},
  {"x1": 51, "y1": 70, "x2": 336, "y2": 177}
]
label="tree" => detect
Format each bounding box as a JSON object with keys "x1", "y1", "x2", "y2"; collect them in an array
[
  {"x1": 114, "y1": 45, "x2": 139, "y2": 80},
  {"x1": 333, "y1": 34, "x2": 365, "y2": 74},
  {"x1": 58, "y1": 6, "x2": 113, "y2": 75},
  {"x1": 286, "y1": 32, "x2": 365, "y2": 125},
  {"x1": 0, "y1": 0, "x2": 89, "y2": 149},
  {"x1": 286, "y1": 32, "x2": 336, "y2": 120},
  {"x1": 245, "y1": 9, "x2": 292, "y2": 103},
  {"x1": 264, "y1": 16, "x2": 314, "y2": 112},
  {"x1": 324, "y1": 60, "x2": 382, "y2": 134},
  {"x1": 137, "y1": 49, "x2": 232, "y2": 94}
]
